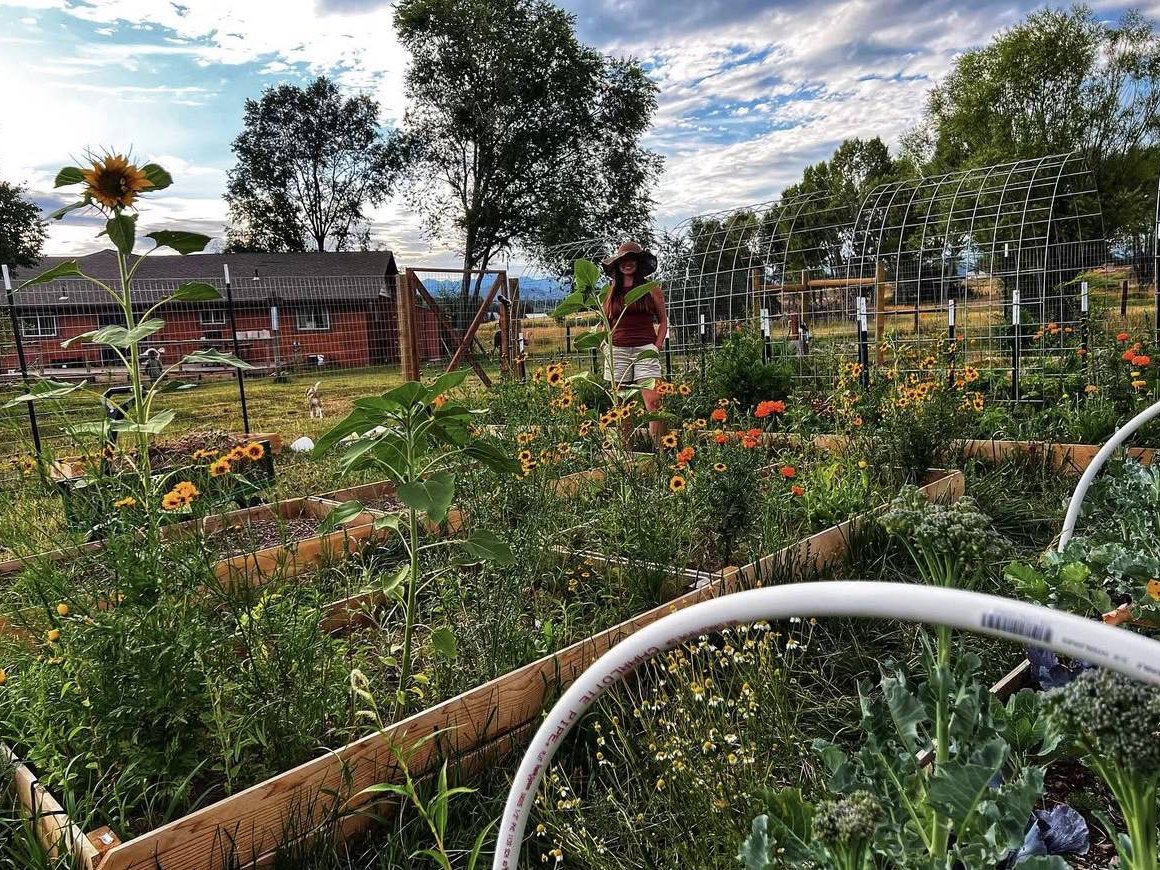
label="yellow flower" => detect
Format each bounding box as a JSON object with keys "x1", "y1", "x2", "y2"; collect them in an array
[
  {"x1": 1133, "y1": 379, "x2": 1148, "y2": 389},
  {"x1": 45, "y1": 629, "x2": 60, "y2": 644},
  {"x1": 713, "y1": 462, "x2": 727, "y2": 473},
  {"x1": 857, "y1": 459, "x2": 868, "y2": 469},
  {"x1": 114, "y1": 496, "x2": 137, "y2": 509},
  {"x1": 56, "y1": 603, "x2": 69, "y2": 618},
  {"x1": 0, "y1": 668, "x2": 6, "y2": 686},
  {"x1": 81, "y1": 153, "x2": 154, "y2": 210},
  {"x1": 244, "y1": 441, "x2": 266, "y2": 461},
  {"x1": 1147, "y1": 579, "x2": 1160, "y2": 601},
  {"x1": 678, "y1": 383, "x2": 691, "y2": 396},
  {"x1": 1084, "y1": 384, "x2": 1099, "y2": 395},
  {"x1": 517, "y1": 432, "x2": 535, "y2": 446},
  {"x1": 660, "y1": 433, "x2": 678, "y2": 449},
  {"x1": 209, "y1": 458, "x2": 231, "y2": 478},
  {"x1": 191, "y1": 449, "x2": 215, "y2": 461},
  {"x1": 161, "y1": 491, "x2": 184, "y2": 511},
  {"x1": 668, "y1": 474, "x2": 687, "y2": 494}
]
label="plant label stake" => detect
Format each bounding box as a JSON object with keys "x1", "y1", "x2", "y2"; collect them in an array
[
  {"x1": 699, "y1": 312, "x2": 707, "y2": 380},
  {"x1": 1080, "y1": 280, "x2": 1089, "y2": 369},
  {"x1": 1011, "y1": 289, "x2": 1021, "y2": 403},
  {"x1": 760, "y1": 307, "x2": 771, "y2": 363},
  {"x1": 2, "y1": 263, "x2": 43, "y2": 468},
  {"x1": 663, "y1": 335, "x2": 673, "y2": 380},
  {"x1": 856, "y1": 295, "x2": 870, "y2": 388},
  {"x1": 946, "y1": 298, "x2": 956, "y2": 385},
  {"x1": 517, "y1": 332, "x2": 526, "y2": 382},
  {"x1": 222, "y1": 264, "x2": 252, "y2": 434}
]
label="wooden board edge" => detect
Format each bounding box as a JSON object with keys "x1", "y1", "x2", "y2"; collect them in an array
[{"x1": 1, "y1": 743, "x2": 100, "y2": 868}]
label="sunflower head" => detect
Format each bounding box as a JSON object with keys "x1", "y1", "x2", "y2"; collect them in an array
[{"x1": 80, "y1": 153, "x2": 154, "y2": 211}]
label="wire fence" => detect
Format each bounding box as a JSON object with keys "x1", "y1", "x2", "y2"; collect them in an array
[{"x1": 3, "y1": 152, "x2": 1159, "y2": 492}]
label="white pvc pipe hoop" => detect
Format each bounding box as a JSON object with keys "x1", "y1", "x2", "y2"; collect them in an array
[
  {"x1": 1058, "y1": 396, "x2": 1160, "y2": 551},
  {"x1": 492, "y1": 581, "x2": 1160, "y2": 870}
]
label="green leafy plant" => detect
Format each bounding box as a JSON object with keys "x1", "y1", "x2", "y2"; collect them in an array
[{"x1": 313, "y1": 370, "x2": 519, "y2": 711}]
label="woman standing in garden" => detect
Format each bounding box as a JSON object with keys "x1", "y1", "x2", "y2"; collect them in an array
[{"x1": 601, "y1": 241, "x2": 668, "y2": 446}]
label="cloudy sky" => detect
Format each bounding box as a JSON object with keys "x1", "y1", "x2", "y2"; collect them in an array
[{"x1": 0, "y1": 0, "x2": 1152, "y2": 269}]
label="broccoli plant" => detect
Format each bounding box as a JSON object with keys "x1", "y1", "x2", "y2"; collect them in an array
[
  {"x1": 1048, "y1": 669, "x2": 1160, "y2": 870},
  {"x1": 739, "y1": 790, "x2": 882, "y2": 870}
]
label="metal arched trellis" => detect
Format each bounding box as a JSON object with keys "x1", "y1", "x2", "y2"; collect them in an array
[{"x1": 846, "y1": 152, "x2": 1107, "y2": 398}]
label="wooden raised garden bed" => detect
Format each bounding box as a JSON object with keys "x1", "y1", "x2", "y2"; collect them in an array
[{"x1": 1, "y1": 469, "x2": 963, "y2": 869}]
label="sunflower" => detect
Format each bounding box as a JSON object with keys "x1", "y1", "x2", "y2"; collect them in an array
[
  {"x1": 244, "y1": 441, "x2": 265, "y2": 461},
  {"x1": 557, "y1": 393, "x2": 574, "y2": 409},
  {"x1": 81, "y1": 153, "x2": 154, "y2": 210},
  {"x1": 713, "y1": 462, "x2": 727, "y2": 473},
  {"x1": 660, "y1": 433, "x2": 678, "y2": 449},
  {"x1": 668, "y1": 474, "x2": 687, "y2": 493}
]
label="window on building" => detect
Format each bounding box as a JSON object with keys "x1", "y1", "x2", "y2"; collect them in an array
[
  {"x1": 295, "y1": 307, "x2": 331, "y2": 331},
  {"x1": 199, "y1": 308, "x2": 227, "y2": 326},
  {"x1": 19, "y1": 314, "x2": 57, "y2": 338}
]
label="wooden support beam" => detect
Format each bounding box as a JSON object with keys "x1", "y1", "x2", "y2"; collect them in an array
[
  {"x1": 2, "y1": 744, "x2": 100, "y2": 868},
  {"x1": 410, "y1": 274, "x2": 492, "y2": 388},
  {"x1": 447, "y1": 271, "x2": 504, "y2": 375},
  {"x1": 398, "y1": 270, "x2": 421, "y2": 381}
]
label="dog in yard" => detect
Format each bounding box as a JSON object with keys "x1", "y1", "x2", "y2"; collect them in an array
[{"x1": 306, "y1": 381, "x2": 324, "y2": 419}]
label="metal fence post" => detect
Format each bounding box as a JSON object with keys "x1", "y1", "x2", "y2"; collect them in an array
[
  {"x1": 2, "y1": 265, "x2": 43, "y2": 467},
  {"x1": 1011, "y1": 289, "x2": 1021, "y2": 402},
  {"x1": 222, "y1": 265, "x2": 252, "y2": 434}
]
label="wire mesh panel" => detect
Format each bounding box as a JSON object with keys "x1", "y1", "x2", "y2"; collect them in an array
[{"x1": 846, "y1": 153, "x2": 1108, "y2": 398}]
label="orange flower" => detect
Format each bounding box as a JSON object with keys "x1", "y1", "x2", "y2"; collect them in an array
[
  {"x1": 713, "y1": 432, "x2": 729, "y2": 445},
  {"x1": 676, "y1": 446, "x2": 696, "y2": 467},
  {"x1": 80, "y1": 153, "x2": 154, "y2": 210},
  {"x1": 668, "y1": 474, "x2": 687, "y2": 494},
  {"x1": 209, "y1": 459, "x2": 232, "y2": 477},
  {"x1": 754, "y1": 400, "x2": 786, "y2": 418},
  {"x1": 1076, "y1": 347, "x2": 1087, "y2": 356},
  {"x1": 1133, "y1": 355, "x2": 1151, "y2": 367},
  {"x1": 1122, "y1": 349, "x2": 1137, "y2": 362},
  {"x1": 710, "y1": 407, "x2": 727, "y2": 423},
  {"x1": 1146, "y1": 579, "x2": 1160, "y2": 601},
  {"x1": 790, "y1": 485, "x2": 804, "y2": 497},
  {"x1": 432, "y1": 393, "x2": 448, "y2": 408},
  {"x1": 113, "y1": 496, "x2": 137, "y2": 509},
  {"x1": 779, "y1": 466, "x2": 796, "y2": 478},
  {"x1": 244, "y1": 441, "x2": 265, "y2": 461},
  {"x1": 741, "y1": 436, "x2": 759, "y2": 449},
  {"x1": 1117, "y1": 332, "x2": 1130, "y2": 342}
]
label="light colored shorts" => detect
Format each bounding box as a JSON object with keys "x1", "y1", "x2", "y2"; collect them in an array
[{"x1": 605, "y1": 343, "x2": 662, "y2": 386}]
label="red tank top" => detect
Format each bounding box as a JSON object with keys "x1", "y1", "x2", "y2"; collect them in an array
[{"x1": 607, "y1": 289, "x2": 657, "y2": 347}]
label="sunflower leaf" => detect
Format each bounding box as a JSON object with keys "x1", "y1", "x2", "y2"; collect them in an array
[
  {"x1": 140, "y1": 164, "x2": 173, "y2": 191},
  {"x1": 48, "y1": 201, "x2": 88, "y2": 221},
  {"x1": 53, "y1": 167, "x2": 85, "y2": 188},
  {"x1": 106, "y1": 214, "x2": 137, "y2": 256},
  {"x1": 147, "y1": 231, "x2": 211, "y2": 255},
  {"x1": 20, "y1": 261, "x2": 81, "y2": 287}
]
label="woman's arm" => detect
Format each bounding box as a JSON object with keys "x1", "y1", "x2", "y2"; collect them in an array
[{"x1": 652, "y1": 285, "x2": 668, "y2": 349}]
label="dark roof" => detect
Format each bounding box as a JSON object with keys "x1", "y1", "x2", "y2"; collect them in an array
[{"x1": 7, "y1": 251, "x2": 399, "y2": 308}]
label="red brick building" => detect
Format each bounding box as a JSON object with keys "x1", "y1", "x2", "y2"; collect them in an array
[{"x1": 3, "y1": 251, "x2": 446, "y2": 377}]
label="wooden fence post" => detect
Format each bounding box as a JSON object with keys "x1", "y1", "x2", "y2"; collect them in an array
[{"x1": 399, "y1": 269, "x2": 420, "y2": 381}]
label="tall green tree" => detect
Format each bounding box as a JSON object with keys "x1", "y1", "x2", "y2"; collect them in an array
[
  {"x1": 224, "y1": 77, "x2": 402, "y2": 253},
  {"x1": 0, "y1": 181, "x2": 46, "y2": 269},
  {"x1": 393, "y1": 0, "x2": 662, "y2": 306},
  {"x1": 905, "y1": 6, "x2": 1160, "y2": 240}
]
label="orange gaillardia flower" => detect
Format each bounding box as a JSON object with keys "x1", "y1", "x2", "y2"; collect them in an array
[
  {"x1": 710, "y1": 407, "x2": 727, "y2": 423},
  {"x1": 676, "y1": 446, "x2": 696, "y2": 467},
  {"x1": 81, "y1": 154, "x2": 154, "y2": 210},
  {"x1": 1132, "y1": 355, "x2": 1151, "y2": 367},
  {"x1": 113, "y1": 495, "x2": 137, "y2": 509},
  {"x1": 209, "y1": 459, "x2": 232, "y2": 478},
  {"x1": 791, "y1": 485, "x2": 804, "y2": 497},
  {"x1": 1117, "y1": 332, "x2": 1130, "y2": 342},
  {"x1": 244, "y1": 441, "x2": 265, "y2": 461},
  {"x1": 779, "y1": 466, "x2": 796, "y2": 479}
]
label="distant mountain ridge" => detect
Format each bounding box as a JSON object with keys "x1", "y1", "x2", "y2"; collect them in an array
[{"x1": 420, "y1": 276, "x2": 569, "y2": 302}]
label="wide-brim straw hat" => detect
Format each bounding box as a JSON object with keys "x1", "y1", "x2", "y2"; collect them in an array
[{"x1": 601, "y1": 241, "x2": 657, "y2": 278}]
